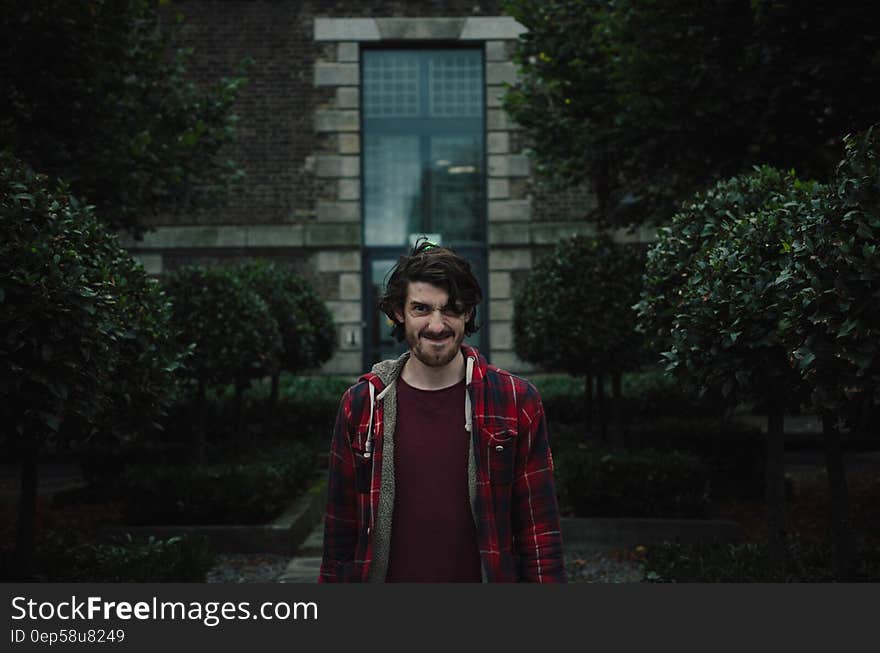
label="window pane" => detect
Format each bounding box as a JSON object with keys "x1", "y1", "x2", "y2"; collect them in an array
[
  {"x1": 362, "y1": 49, "x2": 484, "y2": 248},
  {"x1": 429, "y1": 52, "x2": 483, "y2": 117},
  {"x1": 363, "y1": 52, "x2": 419, "y2": 118},
  {"x1": 364, "y1": 134, "x2": 420, "y2": 246},
  {"x1": 431, "y1": 135, "x2": 484, "y2": 244}
]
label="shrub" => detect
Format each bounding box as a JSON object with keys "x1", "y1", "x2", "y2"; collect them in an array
[
  {"x1": 515, "y1": 234, "x2": 646, "y2": 377},
  {"x1": 118, "y1": 442, "x2": 315, "y2": 525},
  {"x1": 0, "y1": 152, "x2": 182, "y2": 454},
  {"x1": 164, "y1": 265, "x2": 282, "y2": 389},
  {"x1": 642, "y1": 537, "x2": 880, "y2": 582},
  {"x1": 0, "y1": 152, "x2": 183, "y2": 571},
  {"x1": 33, "y1": 532, "x2": 215, "y2": 582},
  {"x1": 236, "y1": 261, "x2": 336, "y2": 378},
  {"x1": 555, "y1": 444, "x2": 712, "y2": 518}
]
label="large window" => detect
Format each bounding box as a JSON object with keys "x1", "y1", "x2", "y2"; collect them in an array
[{"x1": 361, "y1": 48, "x2": 487, "y2": 365}]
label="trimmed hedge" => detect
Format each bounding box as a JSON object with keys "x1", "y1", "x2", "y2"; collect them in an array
[
  {"x1": 117, "y1": 442, "x2": 315, "y2": 525},
  {"x1": 642, "y1": 537, "x2": 880, "y2": 582},
  {"x1": 555, "y1": 444, "x2": 712, "y2": 518}
]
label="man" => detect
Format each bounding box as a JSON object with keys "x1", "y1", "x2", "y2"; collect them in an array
[{"x1": 319, "y1": 240, "x2": 565, "y2": 582}]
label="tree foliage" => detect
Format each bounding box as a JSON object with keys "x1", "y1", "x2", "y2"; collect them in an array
[
  {"x1": 163, "y1": 265, "x2": 282, "y2": 389},
  {"x1": 235, "y1": 260, "x2": 337, "y2": 376},
  {"x1": 0, "y1": 151, "x2": 182, "y2": 453},
  {"x1": 0, "y1": 0, "x2": 248, "y2": 235},
  {"x1": 503, "y1": 0, "x2": 880, "y2": 226},
  {"x1": 787, "y1": 124, "x2": 880, "y2": 419},
  {"x1": 635, "y1": 165, "x2": 821, "y2": 406},
  {"x1": 514, "y1": 234, "x2": 645, "y2": 377}
]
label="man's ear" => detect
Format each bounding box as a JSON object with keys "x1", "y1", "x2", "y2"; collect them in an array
[{"x1": 393, "y1": 308, "x2": 404, "y2": 324}]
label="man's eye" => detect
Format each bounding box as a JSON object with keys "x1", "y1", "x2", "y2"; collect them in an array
[{"x1": 411, "y1": 305, "x2": 429, "y2": 315}]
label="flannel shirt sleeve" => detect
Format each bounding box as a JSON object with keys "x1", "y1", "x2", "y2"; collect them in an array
[
  {"x1": 318, "y1": 387, "x2": 359, "y2": 582},
  {"x1": 512, "y1": 384, "x2": 566, "y2": 582}
]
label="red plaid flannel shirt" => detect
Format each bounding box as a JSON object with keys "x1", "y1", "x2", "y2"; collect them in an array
[{"x1": 319, "y1": 346, "x2": 565, "y2": 582}]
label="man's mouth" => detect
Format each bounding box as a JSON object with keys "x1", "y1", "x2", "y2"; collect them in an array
[{"x1": 421, "y1": 332, "x2": 453, "y2": 342}]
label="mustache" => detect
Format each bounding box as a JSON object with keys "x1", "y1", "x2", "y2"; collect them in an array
[{"x1": 420, "y1": 330, "x2": 454, "y2": 339}]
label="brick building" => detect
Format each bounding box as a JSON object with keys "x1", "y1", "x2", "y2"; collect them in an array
[{"x1": 122, "y1": 1, "x2": 651, "y2": 375}]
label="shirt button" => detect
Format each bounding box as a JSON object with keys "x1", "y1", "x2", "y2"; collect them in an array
[{"x1": 495, "y1": 445, "x2": 504, "y2": 452}]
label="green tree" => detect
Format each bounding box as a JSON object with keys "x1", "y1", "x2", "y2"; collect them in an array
[
  {"x1": 636, "y1": 166, "x2": 822, "y2": 565},
  {"x1": 0, "y1": 153, "x2": 182, "y2": 577},
  {"x1": 0, "y1": 0, "x2": 248, "y2": 235},
  {"x1": 503, "y1": 0, "x2": 880, "y2": 226},
  {"x1": 236, "y1": 260, "x2": 336, "y2": 406},
  {"x1": 164, "y1": 265, "x2": 282, "y2": 462},
  {"x1": 783, "y1": 125, "x2": 880, "y2": 578},
  {"x1": 514, "y1": 235, "x2": 645, "y2": 444}
]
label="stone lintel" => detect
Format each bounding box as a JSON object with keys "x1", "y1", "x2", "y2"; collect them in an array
[
  {"x1": 460, "y1": 17, "x2": 527, "y2": 41},
  {"x1": 314, "y1": 18, "x2": 380, "y2": 42},
  {"x1": 315, "y1": 16, "x2": 525, "y2": 42},
  {"x1": 376, "y1": 18, "x2": 466, "y2": 40}
]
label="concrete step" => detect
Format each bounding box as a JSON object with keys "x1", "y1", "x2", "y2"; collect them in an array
[{"x1": 277, "y1": 557, "x2": 321, "y2": 583}]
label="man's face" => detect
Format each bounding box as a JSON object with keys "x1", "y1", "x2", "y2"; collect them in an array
[{"x1": 395, "y1": 281, "x2": 471, "y2": 368}]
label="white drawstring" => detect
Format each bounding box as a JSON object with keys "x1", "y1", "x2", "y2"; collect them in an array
[
  {"x1": 464, "y1": 355, "x2": 474, "y2": 432},
  {"x1": 365, "y1": 383, "x2": 376, "y2": 457}
]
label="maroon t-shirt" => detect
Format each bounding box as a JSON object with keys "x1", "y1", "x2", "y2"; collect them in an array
[{"x1": 385, "y1": 377, "x2": 482, "y2": 582}]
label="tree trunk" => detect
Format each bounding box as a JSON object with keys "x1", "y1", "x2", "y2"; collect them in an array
[
  {"x1": 610, "y1": 371, "x2": 624, "y2": 449},
  {"x1": 270, "y1": 370, "x2": 281, "y2": 408},
  {"x1": 14, "y1": 440, "x2": 38, "y2": 580},
  {"x1": 596, "y1": 373, "x2": 607, "y2": 443},
  {"x1": 765, "y1": 403, "x2": 787, "y2": 568},
  {"x1": 234, "y1": 378, "x2": 247, "y2": 450},
  {"x1": 194, "y1": 379, "x2": 207, "y2": 465},
  {"x1": 822, "y1": 412, "x2": 856, "y2": 580},
  {"x1": 584, "y1": 373, "x2": 593, "y2": 438}
]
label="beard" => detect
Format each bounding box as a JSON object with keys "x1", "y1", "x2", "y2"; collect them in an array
[{"x1": 407, "y1": 327, "x2": 465, "y2": 368}]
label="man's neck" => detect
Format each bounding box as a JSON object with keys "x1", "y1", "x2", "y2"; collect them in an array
[{"x1": 400, "y1": 349, "x2": 465, "y2": 390}]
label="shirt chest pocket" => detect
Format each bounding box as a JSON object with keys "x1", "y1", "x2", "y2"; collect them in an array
[{"x1": 481, "y1": 427, "x2": 517, "y2": 485}]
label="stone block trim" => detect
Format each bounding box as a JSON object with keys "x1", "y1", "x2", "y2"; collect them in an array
[
  {"x1": 486, "y1": 62, "x2": 518, "y2": 86},
  {"x1": 487, "y1": 131, "x2": 510, "y2": 154},
  {"x1": 315, "y1": 200, "x2": 360, "y2": 222},
  {"x1": 377, "y1": 17, "x2": 466, "y2": 40},
  {"x1": 485, "y1": 41, "x2": 508, "y2": 62},
  {"x1": 338, "y1": 133, "x2": 360, "y2": 154},
  {"x1": 314, "y1": 63, "x2": 359, "y2": 86},
  {"x1": 489, "y1": 298, "x2": 514, "y2": 321},
  {"x1": 338, "y1": 178, "x2": 360, "y2": 201},
  {"x1": 314, "y1": 109, "x2": 359, "y2": 132},
  {"x1": 313, "y1": 250, "x2": 361, "y2": 273},
  {"x1": 314, "y1": 17, "x2": 526, "y2": 42},
  {"x1": 119, "y1": 225, "x2": 305, "y2": 249},
  {"x1": 314, "y1": 18, "x2": 380, "y2": 42},
  {"x1": 335, "y1": 87, "x2": 359, "y2": 109},
  {"x1": 489, "y1": 199, "x2": 531, "y2": 222},
  {"x1": 337, "y1": 42, "x2": 359, "y2": 62},
  {"x1": 314, "y1": 155, "x2": 359, "y2": 178},
  {"x1": 489, "y1": 248, "x2": 532, "y2": 271}
]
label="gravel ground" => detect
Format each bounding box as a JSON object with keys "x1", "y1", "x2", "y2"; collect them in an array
[
  {"x1": 564, "y1": 547, "x2": 644, "y2": 583},
  {"x1": 206, "y1": 553, "x2": 292, "y2": 583},
  {"x1": 206, "y1": 549, "x2": 643, "y2": 583}
]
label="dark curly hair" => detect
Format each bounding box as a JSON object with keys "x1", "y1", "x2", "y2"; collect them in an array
[{"x1": 378, "y1": 239, "x2": 483, "y2": 342}]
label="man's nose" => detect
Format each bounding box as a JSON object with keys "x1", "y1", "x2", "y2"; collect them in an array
[{"x1": 425, "y1": 310, "x2": 447, "y2": 331}]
